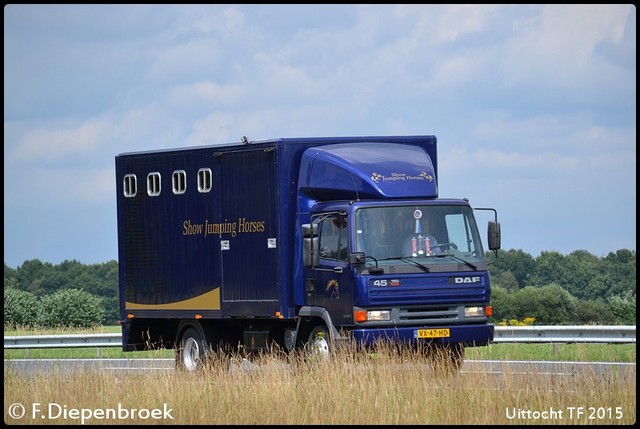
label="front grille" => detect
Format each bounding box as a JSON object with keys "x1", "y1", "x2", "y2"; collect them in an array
[
  {"x1": 397, "y1": 305, "x2": 459, "y2": 323},
  {"x1": 392, "y1": 305, "x2": 461, "y2": 325}
]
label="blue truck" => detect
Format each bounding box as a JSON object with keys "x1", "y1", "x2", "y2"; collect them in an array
[{"x1": 115, "y1": 135, "x2": 500, "y2": 371}]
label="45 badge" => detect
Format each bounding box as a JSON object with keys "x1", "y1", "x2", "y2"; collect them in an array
[{"x1": 372, "y1": 279, "x2": 401, "y2": 287}]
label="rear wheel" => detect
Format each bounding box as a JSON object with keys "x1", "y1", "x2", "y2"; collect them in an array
[{"x1": 176, "y1": 327, "x2": 208, "y2": 372}]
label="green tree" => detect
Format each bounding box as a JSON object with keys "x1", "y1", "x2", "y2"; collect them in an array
[
  {"x1": 489, "y1": 249, "x2": 535, "y2": 289},
  {"x1": 4, "y1": 287, "x2": 41, "y2": 328},
  {"x1": 495, "y1": 270, "x2": 519, "y2": 292},
  {"x1": 527, "y1": 251, "x2": 565, "y2": 289},
  {"x1": 52, "y1": 260, "x2": 120, "y2": 324},
  {"x1": 562, "y1": 250, "x2": 601, "y2": 300},
  {"x1": 10, "y1": 259, "x2": 120, "y2": 325},
  {"x1": 90, "y1": 261, "x2": 119, "y2": 324},
  {"x1": 489, "y1": 286, "x2": 518, "y2": 323},
  {"x1": 608, "y1": 291, "x2": 636, "y2": 325},
  {"x1": 38, "y1": 289, "x2": 105, "y2": 328},
  {"x1": 600, "y1": 250, "x2": 636, "y2": 298},
  {"x1": 575, "y1": 299, "x2": 613, "y2": 325},
  {"x1": 511, "y1": 284, "x2": 578, "y2": 324},
  {"x1": 4, "y1": 263, "x2": 18, "y2": 289},
  {"x1": 15, "y1": 259, "x2": 56, "y2": 297}
]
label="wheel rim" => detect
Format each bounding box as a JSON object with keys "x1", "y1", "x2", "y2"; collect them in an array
[
  {"x1": 310, "y1": 333, "x2": 330, "y2": 359},
  {"x1": 182, "y1": 337, "x2": 200, "y2": 371}
]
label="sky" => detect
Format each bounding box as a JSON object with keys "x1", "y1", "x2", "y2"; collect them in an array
[{"x1": 3, "y1": 4, "x2": 636, "y2": 269}]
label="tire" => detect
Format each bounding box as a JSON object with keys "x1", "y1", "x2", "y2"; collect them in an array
[
  {"x1": 176, "y1": 327, "x2": 208, "y2": 372},
  {"x1": 306, "y1": 325, "x2": 331, "y2": 361}
]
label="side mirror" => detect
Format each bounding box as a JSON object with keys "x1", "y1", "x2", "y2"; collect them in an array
[
  {"x1": 488, "y1": 221, "x2": 501, "y2": 250},
  {"x1": 302, "y1": 223, "x2": 317, "y2": 238}
]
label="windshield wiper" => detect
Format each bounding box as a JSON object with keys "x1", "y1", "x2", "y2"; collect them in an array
[
  {"x1": 379, "y1": 257, "x2": 430, "y2": 272},
  {"x1": 434, "y1": 252, "x2": 478, "y2": 271}
]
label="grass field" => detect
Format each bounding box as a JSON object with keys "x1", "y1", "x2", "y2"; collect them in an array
[{"x1": 4, "y1": 342, "x2": 636, "y2": 425}]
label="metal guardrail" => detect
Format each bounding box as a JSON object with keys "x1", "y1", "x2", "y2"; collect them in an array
[
  {"x1": 4, "y1": 333, "x2": 121, "y2": 349},
  {"x1": 493, "y1": 325, "x2": 636, "y2": 343},
  {"x1": 3, "y1": 326, "x2": 636, "y2": 349}
]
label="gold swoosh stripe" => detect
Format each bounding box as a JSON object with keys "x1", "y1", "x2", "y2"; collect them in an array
[{"x1": 126, "y1": 287, "x2": 220, "y2": 310}]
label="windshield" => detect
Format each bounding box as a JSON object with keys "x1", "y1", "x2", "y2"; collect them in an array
[{"x1": 354, "y1": 205, "x2": 485, "y2": 266}]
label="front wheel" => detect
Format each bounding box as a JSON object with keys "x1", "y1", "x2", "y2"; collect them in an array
[{"x1": 306, "y1": 325, "x2": 331, "y2": 361}]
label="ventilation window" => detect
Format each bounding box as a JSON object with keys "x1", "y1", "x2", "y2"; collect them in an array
[
  {"x1": 147, "y1": 172, "x2": 161, "y2": 196},
  {"x1": 172, "y1": 170, "x2": 187, "y2": 194},
  {"x1": 198, "y1": 168, "x2": 212, "y2": 193},
  {"x1": 123, "y1": 174, "x2": 137, "y2": 197}
]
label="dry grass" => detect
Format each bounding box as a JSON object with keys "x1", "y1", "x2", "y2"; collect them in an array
[{"x1": 4, "y1": 343, "x2": 636, "y2": 425}]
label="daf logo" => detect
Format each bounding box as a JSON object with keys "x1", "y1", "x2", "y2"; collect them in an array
[{"x1": 453, "y1": 276, "x2": 481, "y2": 284}]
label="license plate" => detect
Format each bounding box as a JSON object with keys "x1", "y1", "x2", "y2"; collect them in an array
[{"x1": 416, "y1": 328, "x2": 450, "y2": 339}]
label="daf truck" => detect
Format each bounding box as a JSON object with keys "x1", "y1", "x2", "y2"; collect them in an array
[{"x1": 115, "y1": 135, "x2": 501, "y2": 372}]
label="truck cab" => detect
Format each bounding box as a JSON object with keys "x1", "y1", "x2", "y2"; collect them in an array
[
  {"x1": 301, "y1": 200, "x2": 498, "y2": 369},
  {"x1": 294, "y1": 139, "x2": 500, "y2": 369}
]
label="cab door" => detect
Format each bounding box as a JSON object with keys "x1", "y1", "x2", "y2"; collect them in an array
[{"x1": 309, "y1": 213, "x2": 353, "y2": 326}]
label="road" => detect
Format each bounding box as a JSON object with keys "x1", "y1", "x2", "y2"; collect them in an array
[{"x1": 4, "y1": 358, "x2": 636, "y2": 379}]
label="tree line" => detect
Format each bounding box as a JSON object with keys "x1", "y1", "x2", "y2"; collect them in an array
[
  {"x1": 4, "y1": 259, "x2": 117, "y2": 329},
  {"x1": 486, "y1": 249, "x2": 635, "y2": 325},
  {"x1": 3, "y1": 248, "x2": 636, "y2": 329}
]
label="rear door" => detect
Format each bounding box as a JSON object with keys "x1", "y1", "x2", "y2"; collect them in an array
[{"x1": 216, "y1": 147, "x2": 280, "y2": 316}]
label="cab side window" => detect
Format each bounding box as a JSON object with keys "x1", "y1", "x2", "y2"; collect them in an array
[{"x1": 319, "y1": 215, "x2": 349, "y2": 262}]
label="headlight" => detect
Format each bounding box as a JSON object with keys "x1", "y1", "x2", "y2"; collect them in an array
[
  {"x1": 367, "y1": 310, "x2": 391, "y2": 321},
  {"x1": 465, "y1": 306, "x2": 486, "y2": 318},
  {"x1": 354, "y1": 309, "x2": 391, "y2": 322}
]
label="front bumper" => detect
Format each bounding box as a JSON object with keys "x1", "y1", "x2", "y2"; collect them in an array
[{"x1": 349, "y1": 323, "x2": 494, "y2": 347}]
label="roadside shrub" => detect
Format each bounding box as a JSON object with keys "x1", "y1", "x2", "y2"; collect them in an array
[
  {"x1": 609, "y1": 292, "x2": 636, "y2": 325},
  {"x1": 499, "y1": 317, "x2": 536, "y2": 326},
  {"x1": 512, "y1": 284, "x2": 578, "y2": 324},
  {"x1": 38, "y1": 289, "x2": 105, "y2": 328},
  {"x1": 4, "y1": 287, "x2": 41, "y2": 328}
]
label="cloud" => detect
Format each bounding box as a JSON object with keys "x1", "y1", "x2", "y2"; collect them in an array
[
  {"x1": 502, "y1": 4, "x2": 634, "y2": 89},
  {"x1": 166, "y1": 81, "x2": 249, "y2": 109},
  {"x1": 8, "y1": 119, "x2": 110, "y2": 166}
]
